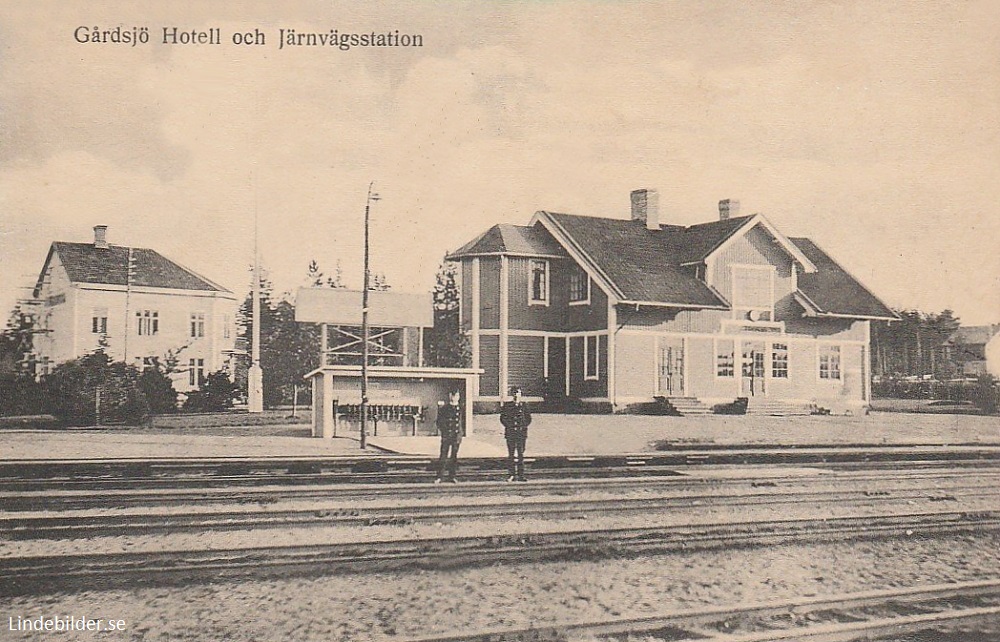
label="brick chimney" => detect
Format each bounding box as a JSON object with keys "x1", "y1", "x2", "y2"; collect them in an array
[
  {"x1": 630, "y1": 189, "x2": 660, "y2": 231},
  {"x1": 718, "y1": 199, "x2": 740, "y2": 221},
  {"x1": 93, "y1": 225, "x2": 109, "y2": 249}
]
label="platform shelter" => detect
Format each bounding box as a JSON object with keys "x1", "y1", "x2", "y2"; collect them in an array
[{"x1": 296, "y1": 287, "x2": 480, "y2": 439}]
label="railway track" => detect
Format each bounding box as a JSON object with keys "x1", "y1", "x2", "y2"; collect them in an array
[
  {"x1": 3, "y1": 509, "x2": 999, "y2": 596},
  {"x1": 402, "y1": 579, "x2": 1000, "y2": 641},
  {"x1": 5, "y1": 477, "x2": 998, "y2": 540},
  {"x1": 8, "y1": 461, "x2": 1000, "y2": 513},
  {"x1": 2, "y1": 445, "x2": 999, "y2": 493}
]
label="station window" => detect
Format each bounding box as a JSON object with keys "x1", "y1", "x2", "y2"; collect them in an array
[
  {"x1": 569, "y1": 264, "x2": 589, "y2": 304},
  {"x1": 716, "y1": 340, "x2": 735, "y2": 377},
  {"x1": 530, "y1": 260, "x2": 549, "y2": 305},
  {"x1": 819, "y1": 345, "x2": 841, "y2": 380},
  {"x1": 772, "y1": 343, "x2": 789, "y2": 378}
]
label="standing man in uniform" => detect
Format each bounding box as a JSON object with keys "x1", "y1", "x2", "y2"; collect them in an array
[
  {"x1": 500, "y1": 386, "x2": 532, "y2": 482},
  {"x1": 435, "y1": 389, "x2": 463, "y2": 483}
]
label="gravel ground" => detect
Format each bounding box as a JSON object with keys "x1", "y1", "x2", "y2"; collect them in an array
[
  {"x1": 5, "y1": 534, "x2": 999, "y2": 641},
  {"x1": 2, "y1": 412, "x2": 997, "y2": 460}
]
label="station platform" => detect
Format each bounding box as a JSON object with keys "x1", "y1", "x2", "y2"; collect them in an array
[{"x1": 367, "y1": 436, "x2": 509, "y2": 457}]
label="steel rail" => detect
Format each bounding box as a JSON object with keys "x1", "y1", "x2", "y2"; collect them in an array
[
  {"x1": 7, "y1": 467, "x2": 1000, "y2": 513},
  {"x1": 3, "y1": 510, "x2": 999, "y2": 597},
  {"x1": 2, "y1": 446, "x2": 999, "y2": 491},
  {"x1": 400, "y1": 580, "x2": 1000, "y2": 641},
  {"x1": 4, "y1": 481, "x2": 998, "y2": 540}
]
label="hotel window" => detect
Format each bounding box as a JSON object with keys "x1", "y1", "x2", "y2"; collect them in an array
[
  {"x1": 135, "y1": 356, "x2": 156, "y2": 372},
  {"x1": 189, "y1": 358, "x2": 205, "y2": 387},
  {"x1": 223, "y1": 313, "x2": 231, "y2": 339},
  {"x1": 530, "y1": 260, "x2": 549, "y2": 304},
  {"x1": 819, "y1": 345, "x2": 841, "y2": 380},
  {"x1": 190, "y1": 312, "x2": 205, "y2": 338},
  {"x1": 772, "y1": 343, "x2": 789, "y2": 378},
  {"x1": 137, "y1": 310, "x2": 159, "y2": 336},
  {"x1": 569, "y1": 264, "x2": 590, "y2": 304},
  {"x1": 584, "y1": 335, "x2": 599, "y2": 380},
  {"x1": 91, "y1": 308, "x2": 108, "y2": 334},
  {"x1": 716, "y1": 340, "x2": 735, "y2": 377}
]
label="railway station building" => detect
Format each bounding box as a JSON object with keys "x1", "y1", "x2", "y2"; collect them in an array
[{"x1": 448, "y1": 190, "x2": 897, "y2": 415}]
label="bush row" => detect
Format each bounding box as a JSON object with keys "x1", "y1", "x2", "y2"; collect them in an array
[{"x1": 0, "y1": 351, "x2": 239, "y2": 425}]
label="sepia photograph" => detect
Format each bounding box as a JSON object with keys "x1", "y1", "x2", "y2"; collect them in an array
[{"x1": 1, "y1": 1, "x2": 999, "y2": 640}]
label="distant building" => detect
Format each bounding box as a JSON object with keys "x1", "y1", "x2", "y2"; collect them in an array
[
  {"x1": 449, "y1": 190, "x2": 898, "y2": 415},
  {"x1": 30, "y1": 225, "x2": 238, "y2": 391},
  {"x1": 943, "y1": 325, "x2": 1000, "y2": 377}
]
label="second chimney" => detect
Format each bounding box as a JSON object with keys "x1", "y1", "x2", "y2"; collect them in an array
[
  {"x1": 718, "y1": 199, "x2": 740, "y2": 221},
  {"x1": 93, "y1": 225, "x2": 109, "y2": 249},
  {"x1": 631, "y1": 189, "x2": 660, "y2": 231}
]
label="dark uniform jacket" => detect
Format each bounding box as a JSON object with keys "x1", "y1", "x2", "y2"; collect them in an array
[
  {"x1": 500, "y1": 401, "x2": 532, "y2": 440},
  {"x1": 436, "y1": 404, "x2": 463, "y2": 443}
]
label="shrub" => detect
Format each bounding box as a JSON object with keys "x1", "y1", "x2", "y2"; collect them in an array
[
  {"x1": 183, "y1": 370, "x2": 238, "y2": 412},
  {"x1": 137, "y1": 367, "x2": 178, "y2": 415},
  {"x1": 44, "y1": 351, "x2": 149, "y2": 425},
  {"x1": 0, "y1": 374, "x2": 47, "y2": 416}
]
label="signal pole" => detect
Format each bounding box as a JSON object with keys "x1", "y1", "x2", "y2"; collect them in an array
[{"x1": 360, "y1": 182, "x2": 379, "y2": 449}]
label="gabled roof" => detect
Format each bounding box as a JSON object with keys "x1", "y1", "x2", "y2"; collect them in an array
[
  {"x1": 34, "y1": 242, "x2": 230, "y2": 297},
  {"x1": 447, "y1": 223, "x2": 567, "y2": 259},
  {"x1": 542, "y1": 212, "x2": 728, "y2": 308},
  {"x1": 676, "y1": 214, "x2": 818, "y2": 273},
  {"x1": 453, "y1": 208, "x2": 895, "y2": 318},
  {"x1": 670, "y1": 215, "x2": 757, "y2": 264},
  {"x1": 790, "y1": 238, "x2": 897, "y2": 320}
]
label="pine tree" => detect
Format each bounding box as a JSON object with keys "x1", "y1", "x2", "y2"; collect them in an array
[{"x1": 424, "y1": 259, "x2": 470, "y2": 367}]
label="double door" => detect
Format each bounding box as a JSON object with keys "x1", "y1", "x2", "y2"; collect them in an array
[
  {"x1": 657, "y1": 341, "x2": 684, "y2": 396},
  {"x1": 741, "y1": 340, "x2": 766, "y2": 396}
]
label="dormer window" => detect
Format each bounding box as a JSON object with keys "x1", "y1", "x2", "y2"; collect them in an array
[
  {"x1": 530, "y1": 259, "x2": 549, "y2": 305},
  {"x1": 568, "y1": 263, "x2": 590, "y2": 305}
]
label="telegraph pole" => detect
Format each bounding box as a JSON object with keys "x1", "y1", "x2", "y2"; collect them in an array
[
  {"x1": 123, "y1": 247, "x2": 134, "y2": 363},
  {"x1": 248, "y1": 194, "x2": 264, "y2": 413},
  {"x1": 360, "y1": 182, "x2": 379, "y2": 449}
]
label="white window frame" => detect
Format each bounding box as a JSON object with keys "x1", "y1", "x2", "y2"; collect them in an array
[
  {"x1": 529, "y1": 259, "x2": 550, "y2": 306},
  {"x1": 584, "y1": 334, "x2": 599, "y2": 381},
  {"x1": 91, "y1": 308, "x2": 108, "y2": 334},
  {"x1": 730, "y1": 264, "x2": 775, "y2": 319},
  {"x1": 568, "y1": 263, "x2": 591, "y2": 306},
  {"x1": 137, "y1": 310, "x2": 159, "y2": 336},
  {"x1": 190, "y1": 312, "x2": 206, "y2": 339},
  {"x1": 817, "y1": 344, "x2": 842, "y2": 382},
  {"x1": 771, "y1": 342, "x2": 789, "y2": 379},
  {"x1": 715, "y1": 338, "x2": 735, "y2": 378},
  {"x1": 189, "y1": 357, "x2": 205, "y2": 387}
]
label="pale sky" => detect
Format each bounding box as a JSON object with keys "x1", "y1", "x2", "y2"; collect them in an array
[{"x1": 2, "y1": 1, "x2": 998, "y2": 324}]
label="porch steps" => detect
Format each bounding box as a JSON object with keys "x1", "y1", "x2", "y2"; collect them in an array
[
  {"x1": 658, "y1": 396, "x2": 714, "y2": 416},
  {"x1": 745, "y1": 398, "x2": 815, "y2": 416}
]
